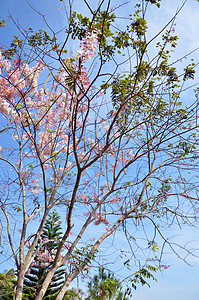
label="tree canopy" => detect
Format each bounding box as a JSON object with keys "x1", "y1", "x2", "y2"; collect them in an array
[{"x1": 0, "y1": 0, "x2": 199, "y2": 299}]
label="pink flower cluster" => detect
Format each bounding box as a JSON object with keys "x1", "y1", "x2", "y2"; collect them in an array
[
  {"x1": 94, "y1": 212, "x2": 109, "y2": 226},
  {"x1": 160, "y1": 264, "x2": 170, "y2": 270},
  {"x1": 75, "y1": 30, "x2": 100, "y2": 62}
]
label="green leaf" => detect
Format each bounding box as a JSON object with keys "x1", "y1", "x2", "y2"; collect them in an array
[{"x1": 0, "y1": 20, "x2": 6, "y2": 27}]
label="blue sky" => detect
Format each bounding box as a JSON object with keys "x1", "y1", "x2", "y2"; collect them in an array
[{"x1": 1, "y1": 0, "x2": 199, "y2": 299}]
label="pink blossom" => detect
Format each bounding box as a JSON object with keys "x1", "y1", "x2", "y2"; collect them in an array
[
  {"x1": 88, "y1": 138, "x2": 96, "y2": 149},
  {"x1": 94, "y1": 214, "x2": 109, "y2": 226},
  {"x1": 119, "y1": 157, "x2": 126, "y2": 164},
  {"x1": 94, "y1": 192, "x2": 100, "y2": 203},
  {"x1": 183, "y1": 193, "x2": 189, "y2": 198},
  {"x1": 108, "y1": 145, "x2": 116, "y2": 157},
  {"x1": 110, "y1": 162, "x2": 119, "y2": 173},
  {"x1": 160, "y1": 264, "x2": 170, "y2": 269},
  {"x1": 127, "y1": 149, "x2": 134, "y2": 158},
  {"x1": 78, "y1": 152, "x2": 86, "y2": 162},
  {"x1": 102, "y1": 122, "x2": 108, "y2": 131},
  {"x1": 83, "y1": 178, "x2": 89, "y2": 185},
  {"x1": 25, "y1": 241, "x2": 32, "y2": 249}
]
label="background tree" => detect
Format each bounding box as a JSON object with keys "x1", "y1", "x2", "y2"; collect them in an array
[
  {"x1": 0, "y1": 0, "x2": 199, "y2": 299},
  {"x1": 86, "y1": 265, "x2": 158, "y2": 300},
  {"x1": 23, "y1": 211, "x2": 65, "y2": 299},
  {"x1": 63, "y1": 288, "x2": 84, "y2": 300},
  {"x1": 86, "y1": 268, "x2": 130, "y2": 300},
  {"x1": 0, "y1": 269, "x2": 16, "y2": 299}
]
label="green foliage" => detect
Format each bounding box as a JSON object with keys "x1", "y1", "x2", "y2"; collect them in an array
[
  {"x1": 0, "y1": 269, "x2": 16, "y2": 299},
  {"x1": 173, "y1": 141, "x2": 196, "y2": 157},
  {"x1": 3, "y1": 29, "x2": 57, "y2": 59},
  {"x1": 40, "y1": 210, "x2": 63, "y2": 250},
  {"x1": 157, "y1": 178, "x2": 172, "y2": 203},
  {"x1": 28, "y1": 29, "x2": 57, "y2": 47},
  {"x1": 0, "y1": 20, "x2": 6, "y2": 28},
  {"x1": 13, "y1": 205, "x2": 21, "y2": 212},
  {"x1": 87, "y1": 268, "x2": 130, "y2": 300},
  {"x1": 71, "y1": 245, "x2": 99, "y2": 273},
  {"x1": 131, "y1": 17, "x2": 148, "y2": 38},
  {"x1": 183, "y1": 64, "x2": 196, "y2": 81},
  {"x1": 129, "y1": 265, "x2": 158, "y2": 290},
  {"x1": 68, "y1": 12, "x2": 91, "y2": 40},
  {"x1": 145, "y1": 0, "x2": 161, "y2": 7},
  {"x1": 3, "y1": 36, "x2": 24, "y2": 59},
  {"x1": 63, "y1": 288, "x2": 84, "y2": 300}
]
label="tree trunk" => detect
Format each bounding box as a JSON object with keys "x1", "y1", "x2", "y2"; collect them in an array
[
  {"x1": 55, "y1": 272, "x2": 78, "y2": 300},
  {"x1": 15, "y1": 269, "x2": 25, "y2": 300},
  {"x1": 34, "y1": 264, "x2": 59, "y2": 300}
]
